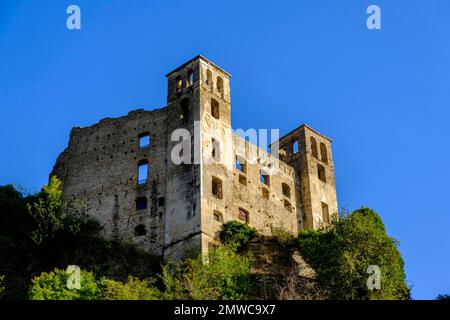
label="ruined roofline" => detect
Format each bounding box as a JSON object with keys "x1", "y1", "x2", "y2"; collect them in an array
[
  {"x1": 270, "y1": 124, "x2": 333, "y2": 149},
  {"x1": 165, "y1": 55, "x2": 232, "y2": 78},
  {"x1": 71, "y1": 107, "x2": 167, "y2": 130}
]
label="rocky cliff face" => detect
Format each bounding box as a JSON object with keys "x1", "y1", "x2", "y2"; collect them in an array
[{"x1": 246, "y1": 239, "x2": 324, "y2": 300}]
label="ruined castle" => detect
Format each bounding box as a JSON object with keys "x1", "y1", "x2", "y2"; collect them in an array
[{"x1": 52, "y1": 56, "x2": 338, "y2": 261}]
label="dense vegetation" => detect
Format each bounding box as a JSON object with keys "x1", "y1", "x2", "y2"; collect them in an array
[
  {"x1": 298, "y1": 208, "x2": 410, "y2": 300},
  {"x1": 0, "y1": 178, "x2": 412, "y2": 300}
]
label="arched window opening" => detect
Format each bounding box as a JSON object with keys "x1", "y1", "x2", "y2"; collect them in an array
[
  {"x1": 318, "y1": 164, "x2": 326, "y2": 183},
  {"x1": 310, "y1": 137, "x2": 318, "y2": 159},
  {"x1": 136, "y1": 197, "x2": 148, "y2": 210},
  {"x1": 175, "y1": 76, "x2": 183, "y2": 93},
  {"x1": 216, "y1": 76, "x2": 223, "y2": 95},
  {"x1": 187, "y1": 69, "x2": 194, "y2": 87},
  {"x1": 206, "y1": 69, "x2": 212, "y2": 87},
  {"x1": 261, "y1": 187, "x2": 270, "y2": 200},
  {"x1": 282, "y1": 183, "x2": 291, "y2": 198},
  {"x1": 320, "y1": 142, "x2": 328, "y2": 163},
  {"x1": 293, "y1": 140, "x2": 299, "y2": 154},
  {"x1": 211, "y1": 98, "x2": 220, "y2": 119},
  {"x1": 138, "y1": 160, "x2": 148, "y2": 185},
  {"x1": 135, "y1": 224, "x2": 147, "y2": 237}
]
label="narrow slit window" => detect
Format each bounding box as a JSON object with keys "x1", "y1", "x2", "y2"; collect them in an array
[
  {"x1": 206, "y1": 69, "x2": 212, "y2": 87},
  {"x1": 175, "y1": 76, "x2": 183, "y2": 93},
  {"x1": 320, "y1": 142, "x2": 328, "y2": 164},
  {"x1": 311, "y1": 137, "x2": 318, "y2": 159},
  {"x1": 187, "y1": 69, "x2": 194, "y2": 87},
  {"x1": 212, "y1": 138, "x2": 220, "y2": 161},
  {"x1": 293, "y1": 140, "x2": 299, "y2": 154},
  {"x1": 217, "y1": 76, "x2": 223, "y2": 95},
  {"x1": 138, "y1": 160, "x2": 148, "y2": 185},
  {"x1": 322, "y1": 202, "x2": 330, "y2": 224},
  {"x1": 180, "y1": 98, "x2": 190, "y2": 120},
  {"x1": 139, "y1": 133, "x2": 150, "y2": 148}
]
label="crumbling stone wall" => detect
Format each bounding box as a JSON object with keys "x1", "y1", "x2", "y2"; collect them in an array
[{"x1": 52, "y1": 55, "x2": 338, "y2": 261}]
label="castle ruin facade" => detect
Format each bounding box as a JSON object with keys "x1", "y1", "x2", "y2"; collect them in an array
[{"x1": 52, "y1": 56, "x2": 338, "y2": 261}]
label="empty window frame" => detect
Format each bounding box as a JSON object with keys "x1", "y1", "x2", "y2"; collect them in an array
[
  {"x1": 236, "y1": 157, "x2": 247, "y2": 174},
  {"x1": 282, "y1": 183, "x2": 291, "y2": 198},
  {"x1": 212, "y1": 176, "x2": 223, "y2": 199},
  {"x1": 320, "y1": 142, "x2": 328, "y2": 164},
  {"x1": 187, "y1": 69, "x2": 194, "y2": 87},
  {"x1": 293, "y1": 140, "x2": 299, "y2": 154},
  {"x1": 138, "y1": 160, "x2": 148, "y2": 185},
  {"x1": 310, "y1": 137, "x2": 318, "y2": 159},
  {"x1": 135, "y1": 224, "x2": 147, "y2": 237},
  {"x1": 205, "y1": 69, "x2": 212, "y2": 87},
  {"x1": 260, "y1": 171, "x2": 270, "y2": 186},
  {"x1": 318, "y1": 164, "x2": 326, "y2": 183},
  {"x1": 213, "y1": 210, "x2": 223, "y2": 222},
  {"x1": 139, "y1": 133, "x2": 150, "y2": 148},
  {"x1": 238, "y1": 208, "x2": 249, "y2": 223},
  {"x1": 158, "y1": 197, "x2": 165, "y2": 207},
  {"x1": 211, "y1": 138, "x2": 220, "y2": 161},
  {"x1": 180, "y1": 98, "x2": 190, "y2": 120},
  {"x1": 136, "y1": 197, "x2": 148, "y2": 210},
  {"x1": 175, "y1": 76, "x2": 183, "y2": 93},
  {"x1": 211, "y1": 98, "x2": 220, "y2": 119},
  {"x1": 322, "y1": 202, "x2": 330, "y2": 224},
  {"x1": 216, "y1": 76, "x2": 224, "y2": 94}
]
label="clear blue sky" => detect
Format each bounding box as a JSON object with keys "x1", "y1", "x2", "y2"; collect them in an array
[{"x1": 1, "y1": 0, "x2": 449, "y2": 299}]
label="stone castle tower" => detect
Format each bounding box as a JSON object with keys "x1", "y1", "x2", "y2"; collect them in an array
[{"x1": 52, "y1": 56, "x2": 338, "y2": 261}]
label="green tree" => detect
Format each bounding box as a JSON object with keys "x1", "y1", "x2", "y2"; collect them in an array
[
  {"x1": 162, "y1": 245, "x2": 253, "y2": 300},
  {"x1": 436, "y1": 294, "x2": 450, "y2": 300},
  {"x1": 298, "y1": 208, "x2": 410, "y2": 300},
  {"x1": 0, "y1": 275, "x2": 5, "y2": 298},
  {"x1": 219, "y1": 221, "x2": 258, "y2": 249},
  {"x1": 29, "y1": 268, "x2": 101, "y2": 300},
  {"x1": 27, "y1": 176, "x2": 64, "y2": 244},
  {"x1": 103, "y1": 276, "x2": 161, "y2": 300}
]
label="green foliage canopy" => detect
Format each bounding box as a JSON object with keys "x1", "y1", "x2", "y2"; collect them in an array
[
  {"x1": 219, "y1": 221, "x2": 258, "y2": 249},
  {"x1": 298, "y1": 208, "x2": 410, "y2": 300}
]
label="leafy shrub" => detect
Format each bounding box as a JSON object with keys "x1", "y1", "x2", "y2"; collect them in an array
[
  {"x1": 162, "y1": 245, "x2": 253, "y2": 300},
  {"x1": 103, "y1": 276, "x2": 161, "y2": 300},
  {"x1": 298, "y1": 208, "x2": 410, "y2": 300},
  {"x1": 219, "y1": 221, "x2": 258, "y2": 249},
  {"x1": 271, "y1": 226, "x2": 295, "y2": 247},
  {"x1": 29, "y1": 268, "x2": 101, "y2": 300},
  {"x1": 436, "y1": 294, "x2": 450, "y2": 300}
]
